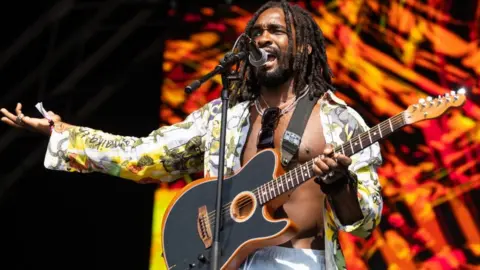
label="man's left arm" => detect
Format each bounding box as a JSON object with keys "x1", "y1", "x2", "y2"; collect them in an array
[
  {"x1": 329, "y1": 146, "x2": 383, "y2": 238},
  {"x1": 314, "y1": 107, "x2": 383, "y2": 238}
]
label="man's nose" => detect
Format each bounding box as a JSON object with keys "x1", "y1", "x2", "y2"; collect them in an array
[{"x1": 255, "y1": 31, "x2": 273, "y2": 48}]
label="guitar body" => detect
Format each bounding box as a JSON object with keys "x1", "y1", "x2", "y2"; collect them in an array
[{"x1": 162, "y1": 150, "x2": 298, "y2": 270}]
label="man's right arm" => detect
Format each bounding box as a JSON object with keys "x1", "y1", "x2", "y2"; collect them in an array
[{"x1": 44, "y1": 100, "x2": 217, "y2": 183}]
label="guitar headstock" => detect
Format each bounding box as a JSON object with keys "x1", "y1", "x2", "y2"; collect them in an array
[{"x1": 404, "y1": 88, "x2": 467, "y2": 124}]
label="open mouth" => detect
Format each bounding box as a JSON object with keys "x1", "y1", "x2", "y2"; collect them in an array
[{"x1": 267, "y1": 54, "x2": 277, "y2": 63}]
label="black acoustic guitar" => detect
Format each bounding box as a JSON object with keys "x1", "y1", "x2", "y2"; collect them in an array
[{"x1": 161, "y1": 89, "x2": 466, "y2": 270}]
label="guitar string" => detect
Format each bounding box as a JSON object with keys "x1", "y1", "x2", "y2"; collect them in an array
[
  {"x1": 204, "y1": 113, "x2": 406, "y2": 225},
  {"x1": 203, "y1": 113, "x2": 406, "y2": 224},
  {"x1": 205, "y1": 159, "x2": 316, "y2": 225},
  {"x1": 204, "y1": 113, "x2": 406, "y2": 224}
]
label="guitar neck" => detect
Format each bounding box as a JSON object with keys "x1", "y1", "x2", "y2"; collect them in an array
[{"x1": 255, "y1": 111, "x2": 407, "y2": 205}]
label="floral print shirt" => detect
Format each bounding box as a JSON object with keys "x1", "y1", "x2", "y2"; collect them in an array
[{"x1": 44, "y1": 90, "x2": 383, "y2": 269}]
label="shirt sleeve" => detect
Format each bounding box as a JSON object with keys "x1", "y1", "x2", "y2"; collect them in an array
[
  {"x1": 43, "y1": 100, "x2": 218, "y2": 183},
  {"x1": 325, "y1": 106, "x2": 383, "y2": 238}
]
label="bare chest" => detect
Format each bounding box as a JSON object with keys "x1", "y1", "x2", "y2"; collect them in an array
[
  {"x1": 241, "y1": 104, "x2": 326, "y2": 167},
  {"x1": 240, "y1": 104, "x2": 328, "y2": 244}
]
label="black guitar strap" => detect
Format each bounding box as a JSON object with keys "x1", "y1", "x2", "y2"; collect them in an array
[{"x1": 280, "y1": 92, "x2": 319, "y2": 167}]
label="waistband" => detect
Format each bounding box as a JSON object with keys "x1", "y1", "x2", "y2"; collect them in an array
[{"x1": 257, "y1": 246, "x2": 325, "y2": 257}]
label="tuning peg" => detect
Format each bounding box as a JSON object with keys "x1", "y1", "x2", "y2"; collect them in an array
[
  {"x1": 426, "y1": 96, "x2": 434, "y2": 106},
  {"x1": 444, "y1": 93, "x2": 451, "y2": 102},
  {"x1": 419, "y1": 98, "x2": 426, "y2": 107},
  {"x1": 457, "y1": 87, "x2": 466, "y2": 95},
  {"x1": 436, "y1": 95, "x2": 442, "y2": 106}
]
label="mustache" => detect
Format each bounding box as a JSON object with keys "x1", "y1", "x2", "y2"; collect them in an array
[{"x1": 262, "y1": 47, "x2": 280, "y2": 57}]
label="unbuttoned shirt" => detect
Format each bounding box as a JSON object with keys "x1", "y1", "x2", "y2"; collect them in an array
[{"x1": 44, "y1": 90, "x2": 383, "y2": 270}]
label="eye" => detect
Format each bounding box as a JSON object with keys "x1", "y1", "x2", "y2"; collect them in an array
[
  {"x1": 269, "y1": 27, "x2": 286, "y2": 35},
  {"x1": 251, "y1": 29, "x2": 262, "y2": 37}
]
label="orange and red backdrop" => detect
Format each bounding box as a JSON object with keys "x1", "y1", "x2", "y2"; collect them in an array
[{"x1": 150, "y1": 1, "x2": 480, "y2": 269}]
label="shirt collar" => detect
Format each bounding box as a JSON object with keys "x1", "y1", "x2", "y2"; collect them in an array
[{"x1": 322, "y1": 90, "x2": 347, "y2": 108}]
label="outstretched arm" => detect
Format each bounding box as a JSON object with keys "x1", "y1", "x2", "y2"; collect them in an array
[{"x1": 1, "y1": 101, "x2": 217, "y2": 183}]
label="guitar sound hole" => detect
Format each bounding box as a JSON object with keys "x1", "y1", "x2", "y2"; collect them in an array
[{"x1": 230, "y1": 192, "x2": 257, "y2": 223}]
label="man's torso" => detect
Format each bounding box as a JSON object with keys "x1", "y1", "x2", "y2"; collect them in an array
[{"x1": 241, "y1": 103, "x2": 327, "y2": 250}]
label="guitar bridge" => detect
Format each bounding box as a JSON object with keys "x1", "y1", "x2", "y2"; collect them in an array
[{"x1": 197, "y1": 205, "x2": 212, "y2": 248}]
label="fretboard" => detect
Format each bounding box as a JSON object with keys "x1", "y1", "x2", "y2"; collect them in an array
[{"x1": 255, "y1": 112, "x2": 406, "y2": 205}]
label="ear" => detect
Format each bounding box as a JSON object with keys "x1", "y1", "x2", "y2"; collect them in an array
[
  {"x1": 307, "y1": 44, "x2": 312, "y2": 55},
  {"x1": 298, "y1": 44, "x2": 312, "y2": 55}
]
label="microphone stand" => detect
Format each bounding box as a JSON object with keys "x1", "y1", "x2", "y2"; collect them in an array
[{"x1": 185, "y1": 51, "x2": 246, "y2": 270}]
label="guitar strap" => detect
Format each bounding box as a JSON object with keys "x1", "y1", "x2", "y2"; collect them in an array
[{"x1": 280, "y1": 91, "x2": 319, "y2": 167}]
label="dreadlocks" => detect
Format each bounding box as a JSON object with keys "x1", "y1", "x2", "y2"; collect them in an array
[{"x1": 229, "y1": 0, "x2": 335, "y2": 106}]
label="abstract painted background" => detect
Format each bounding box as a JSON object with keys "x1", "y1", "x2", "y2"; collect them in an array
[{"x1": 149, "y1": 1, "x2": 480, "y2": 269}]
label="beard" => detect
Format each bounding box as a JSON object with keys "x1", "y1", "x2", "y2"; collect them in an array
[{"x1": 254, "y1": 51, "x2": 293, "y2": 90}]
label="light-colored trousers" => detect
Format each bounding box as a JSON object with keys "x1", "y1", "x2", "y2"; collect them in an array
[{"x1": 240, "y1": 246, "x2": 326, "y2": 270}]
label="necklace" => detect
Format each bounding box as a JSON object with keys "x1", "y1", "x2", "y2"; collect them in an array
[{"x1": 254, "y1": 85, "x2": 310, "y2": 116}]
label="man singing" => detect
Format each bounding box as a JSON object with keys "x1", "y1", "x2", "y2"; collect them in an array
[{"x1": 1, "y1": 1, "x2": 383, "y2": 269}]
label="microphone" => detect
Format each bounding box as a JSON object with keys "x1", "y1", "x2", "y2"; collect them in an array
[{"x1": 245, "y1": 35, "x2": 268, "y2": 67}]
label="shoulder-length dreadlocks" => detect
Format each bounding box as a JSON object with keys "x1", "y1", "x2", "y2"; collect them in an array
[{"x1": 229, "y1": 0, "x2": 335, "y2": 106}]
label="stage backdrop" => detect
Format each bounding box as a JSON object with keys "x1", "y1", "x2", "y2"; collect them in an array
[{"x1": 149, "y1": 1, "x2": 480, "y2": 269}]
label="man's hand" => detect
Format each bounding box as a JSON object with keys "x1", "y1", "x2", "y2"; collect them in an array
[
  {"x1": 1, "y1": 103, "x2": 62, "y2": 136},
  {"x1": 313, "y1": 144, "x2": 363, "y2": 224},
  {"x1": 312, "y1": 144, "x2": 352, "y2": 184}
]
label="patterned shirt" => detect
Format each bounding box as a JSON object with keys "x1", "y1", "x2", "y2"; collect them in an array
[{"x1": 44, "y1": 90, "x2": 383, "y2": 269}]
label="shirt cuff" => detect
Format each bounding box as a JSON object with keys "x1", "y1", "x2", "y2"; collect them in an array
[
  {"x1": 327, "y1": 171, "x2": 381, "y2": 238},
  {"x1": 44, "y1": 129, "x2": 70, "y2": 171}
]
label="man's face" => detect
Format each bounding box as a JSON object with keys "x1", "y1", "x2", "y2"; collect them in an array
[{"x1": 250, "y1": 7, "x2": 295, "y2": 89}]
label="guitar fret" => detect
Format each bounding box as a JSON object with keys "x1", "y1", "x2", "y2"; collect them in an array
[
  {"x1": 269, "y1": 182, "x2": 276, "y2": 197},
  {"x1": 262, "y1": 185, "x2": 269, "y2": 202},
  {"x1": 278, "y1": 178, "x2": 285, "y2": 193},
  {"x1": 358, "y1": 134, "x2": 363, "y2": 149},
  {"x1": 268, "y1": 181, "x2": 276, "y2": 199},
  {"x1": 368, "y1": 130, "x2": 373, "y2": 144},
  {"x1": 350, "y1": 140, "x2": 354, "y2": 154},
  {"x1": 388, "y1": 118, "x2": 393, "y2": 132},
  {"x1": 257, "y1": 190, "x2": 263, "y2": 205},
  {"x1": 267, "y1": 183, "x2": 272, "y2": 200},
  {"x1": 302, "y1": 165, "x2": 309, "y2": 178},
  {"x1": 378, "y1": 125, "x2": 383, "y2": 138},
  {"x1": 341, "y1": 144, "x2": 345, "y2": 155},
  {"x1": 288, "y1": 174, "x2": 294, "y2": 187}
]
